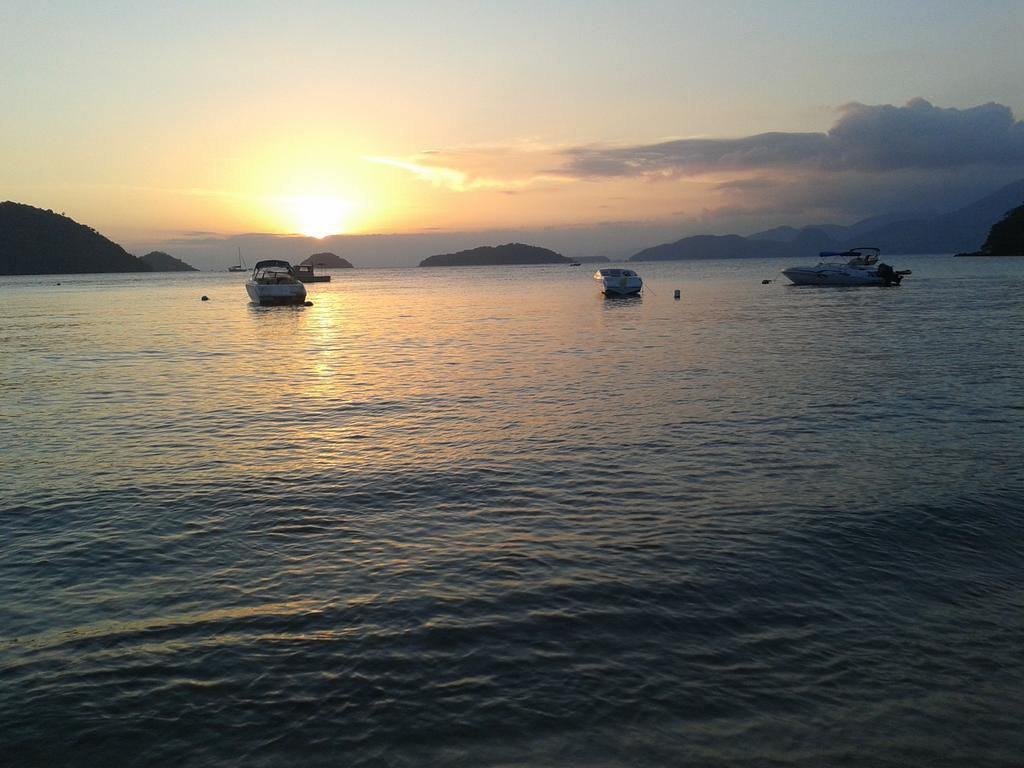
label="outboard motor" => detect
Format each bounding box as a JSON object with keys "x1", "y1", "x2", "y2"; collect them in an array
[{"x1": 876, "y1": 262, "x2": 902, "y2": 286}]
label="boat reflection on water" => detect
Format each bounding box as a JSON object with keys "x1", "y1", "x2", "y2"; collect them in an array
[{"x1": 601, "y1": 292, "x2": 643, "y2": 308}]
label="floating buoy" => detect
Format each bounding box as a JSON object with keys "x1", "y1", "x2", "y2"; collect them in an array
[
  {"x1": 201, "y1": 295, "x2": 209, "y2": 301},
  {"x1": 674, "y1": 289, "x2": 681, "y2": 299}
]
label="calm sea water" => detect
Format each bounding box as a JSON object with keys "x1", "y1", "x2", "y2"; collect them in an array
[{"x1": 2, "y1": 256, "x2": 1023, "y2": 767}]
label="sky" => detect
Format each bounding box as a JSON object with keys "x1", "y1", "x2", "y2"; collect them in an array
[{"x1": 3, "y1": 0, "x2": 1024, "y2": 267}]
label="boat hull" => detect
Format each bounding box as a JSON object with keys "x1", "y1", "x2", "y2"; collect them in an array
[
  {"x1": 782, "y1": 267, "x2": 887, "y2": 286},
  {"x1": 600, "y1": 277, "x2": 643, "y2": 295},
  {"x1": 245, "y1": 281, "x2": 308, "y2": 305}
]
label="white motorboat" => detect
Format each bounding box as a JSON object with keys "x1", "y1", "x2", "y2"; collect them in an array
[
  {"x1": 294, "y1": 263, "x2": 331, "y2": 283},
  {"x1": 245, "y1": 260, "x2": 308, "y2": 305},
  {"x1": 781, "y1": 247, "x2": 911, "y2": 286},
  {"x1": 595, "y1": 268, "x2": 643, "y2": 295}
]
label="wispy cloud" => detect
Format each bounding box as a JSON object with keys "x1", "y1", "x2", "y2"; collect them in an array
[
  {"x1": 74, "y1": 182, "x2": 248, "y2": 200},
  {"x1": 368, "y1": 157, "x2": 493, "y2": 191},
  {"x1": 368, "y1": 142, "x2": 573, "y2": 193}
]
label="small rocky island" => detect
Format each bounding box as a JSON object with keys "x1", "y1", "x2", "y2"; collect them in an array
[
  {"x1": 302, "y1": 252, "x2": 353, "y2": 268},
  {"x1": 956, "y1": 204, "x2": 1024, "y2": 256},
  {"x1": 1, "y1": 201, "x2": 151, "y2": 275},
  {"x1": 140, "y1": 250, "x2": 198, "y2": 271},
  {"x1": 419, "y1": 242, "x2": 570, "y2": 267}
]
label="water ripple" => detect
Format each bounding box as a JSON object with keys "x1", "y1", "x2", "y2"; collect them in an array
[{"x1": 2, "y1": 260, "x2": 1023, "y2": 766}]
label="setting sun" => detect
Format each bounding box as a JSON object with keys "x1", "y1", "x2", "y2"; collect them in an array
[{"x1": 286, "y1": 195, "x2": 357, "y2": 238}]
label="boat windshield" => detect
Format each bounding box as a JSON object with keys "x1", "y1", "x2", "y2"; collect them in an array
[
  {"x1": 817, "y1": 247, "x2": 880, "y2": 266},
  {"x1": 253, "y1": 267, "x2": 298, "y2": 283}
]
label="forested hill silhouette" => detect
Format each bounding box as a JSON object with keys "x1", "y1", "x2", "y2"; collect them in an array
[
  {"x1": 419, "y1": 243, "x2": 570, "y2": 267},
  {"x1": 630, "y1": 178, "x2": 1024, "y2": 261},
  {"x1": 848, "y1": 179, "x2": 1024, "y2": 253},
  {"x1": 956, "y1": 204, "x2": 1024, "y2": 256},
  {"x1": 631, "y1": 234, "x2": 803, "y2": 262},
  {"x1": 140, "y1": 251, "x2": 198, "y2": 271},
  {"x1": 0, "y1": 202, "x2": 149, "y2": 275},
  {"x1": 301, "y1": 252, "x2": 353, "y2": 268}
]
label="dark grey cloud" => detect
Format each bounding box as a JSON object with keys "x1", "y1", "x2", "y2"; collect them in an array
[
  {"x1": 713, "y1": 177, "x2": 782, "y2": 191},
  {"x1": 561, "y1": 99, "x2": 1024, "y2": 178}
]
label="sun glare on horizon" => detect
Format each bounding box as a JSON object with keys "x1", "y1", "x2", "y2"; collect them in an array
[{"x1": 286, "y1": 196, "x2": 358, "y2": 238}]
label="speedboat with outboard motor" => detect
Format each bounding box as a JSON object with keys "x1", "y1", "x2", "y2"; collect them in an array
[
  {"x1": 595, "y1": 268, "x2": 643, "y2": 295},
  {"x1": 245, "y1": 260, "x2": 308, "y2": 305},
  {"x1": 781, "y1": 247, "x2": 911, "y2": 286}
]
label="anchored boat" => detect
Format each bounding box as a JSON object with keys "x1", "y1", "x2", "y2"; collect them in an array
[
  {"x1": 245, "y1": 260, "x2": 307, "y2": 305},
  {"x1": 594, "y1": 268, "x2": 643, "y2": 295},
  {"x1": 294, "y1": 264, "x2": 331, "y2": 283},
  {"x1": 782, "y1": 247, "x2": 911, "y2": 287},
  {"x1": 228, "y1": 248, "x2": 247, "y2": 272}
]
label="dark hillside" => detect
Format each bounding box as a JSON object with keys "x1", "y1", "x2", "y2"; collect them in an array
[
  {"x1": 140, "y1": 251, "x2": 198, "y2": 271},
  {"x1": 420, "y1": 243, "x2": 569, "y2": 267},
  {"x1": 0, "y1": 202, "x2": 149, "y2": 274},
  {"x1": 301, "y1": 252, "x2": 353, "y2": 268}
]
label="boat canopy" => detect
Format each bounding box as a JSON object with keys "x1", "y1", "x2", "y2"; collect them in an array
[
  {"x1": 819, "y1": 247, "x2": 880, "y2": 258},
  {"x1": 252, "y1": 260, "x2": 292, "y2": 270}
]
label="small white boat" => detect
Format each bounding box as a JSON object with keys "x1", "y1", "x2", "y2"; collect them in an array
[
  {"x1": 294, "y1": 264, "x2": 331, "y2": 283},
  {"x1": 245, "y1": 260, "x2": 307, "y2": 305},
  {"x1": 781, "y1": 247, "x2": 911, "y2": 286},
  {"x1": 595, "y1": 268, "x2": 643, "y2": 295}
]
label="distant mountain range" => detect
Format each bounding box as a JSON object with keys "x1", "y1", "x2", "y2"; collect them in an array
[
  {"x1": 5, "y1": 178, "x2": 1023, "y2": 274},
  {"x1": 420, "y1": 243, "x2": 569, "y2": 267},
  {"x1": 631, "y1": 178, "x2": 1024, "y2": 261}
]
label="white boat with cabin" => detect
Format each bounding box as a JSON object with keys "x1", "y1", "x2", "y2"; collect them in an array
[
  {"x1": 294, "y1": 263, "x2": 331, "y2": 283},
  {"x1": 595, "y1": 268, "x2": 643, "y2": 295},
  {"x1": 781, "y1": 247, "x2": 911, "y2": 286},
  {"x1": 245, "y1": 260, "x2": 308, "y2": 305}
]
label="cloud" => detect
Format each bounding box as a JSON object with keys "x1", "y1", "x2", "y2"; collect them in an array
[
  {"x1": 713, "y1": 177, "x2": 783, "y2": 191},
  {"x1": 369, "y1": 142, "x2": 573, "y2": 193},
  {"x1": 559, "y1": 99, "x2": 1024, "y2": 178},
  {"x1": 562, "y1": 132, "x2": 830, "y2": 177},
  {"x1": 367, "y1": 157, "x2": 488, "y2": 192}
]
